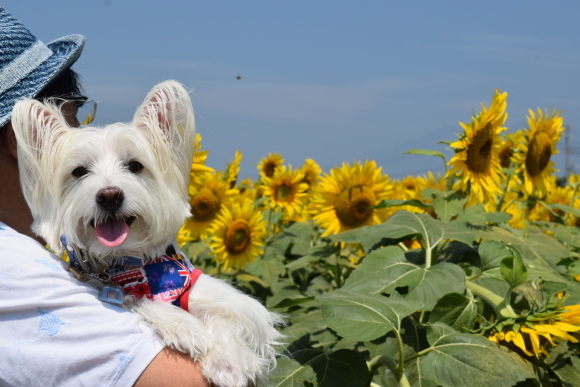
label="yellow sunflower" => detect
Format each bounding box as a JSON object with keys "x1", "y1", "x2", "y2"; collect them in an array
[
  {"x1": 530, "y1": 180, "x2": 574, "y2": 224},
  {"x1": 310, "y1": 160, "x2": 393, "y2": 237},
  {"x1": 208, "y1": 202, "x2": 267, "y2": 270},
  {"x1": 488, "y1": 190, "x2": 526, "y2": 229},
  {"x1": 448, "y1": 89, "x2": 508, "y2": 201},
  {"x1": 390, "y1": 176, "x2": 425, "y2": 216},
  {"x1": 568, "y1": 175, "x2": 580, "y2": 227},
  {"x1": 189, "y1": 133, "x2": 214, "y2": 188},
  {"x1": 179, "y1": 172, "x2": 237, "y2": 242},
  {"x1": 300, "y1": 158, "x2": 322, "y2": 191},
  {"x1": 498, "y1": 131, "x2": 522, "y2": 170},
  {"x1": 257, "y1": 152, "x2": 284, "y2": 179},
  {"x1": 237, "y1": 177, "x2": 257, "y2": 203},
  {"x1": 487, "y1": 304, "x2": 580, "y2": 358},
  {"x1": 513, "y1": 109, "x2": 566, "y2": 198},
  {"x1": 261, "y1": 165, "x2": 309, "y2": 220},
  {"x1": 223, "y1": 150, "x2": 243, "y2": 189}
]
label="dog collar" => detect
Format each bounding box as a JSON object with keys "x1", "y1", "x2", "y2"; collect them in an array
[
  {"x1": 59, "y1": 234, "x2": 202, "y2": 309},
  {"x1": 108, "y1": 254, "x2": 202, "y2": 312}
]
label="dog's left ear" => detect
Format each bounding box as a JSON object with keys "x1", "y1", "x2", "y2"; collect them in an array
[{"x1": 133, "y1": 80, "x2": 195, "y2": 171}]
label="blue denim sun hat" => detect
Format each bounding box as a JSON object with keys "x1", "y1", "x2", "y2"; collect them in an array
[{"x1": 0, "y1": 6, "x2": 85, "y2": 128}]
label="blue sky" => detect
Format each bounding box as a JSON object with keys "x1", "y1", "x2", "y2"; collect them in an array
[{"x1": 6, "y1": 1, "x2": 580, "y2": 181}]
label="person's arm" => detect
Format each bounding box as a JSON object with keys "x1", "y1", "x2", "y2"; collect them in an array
[{"x1": 134, "y1": 348, "x2": 211, "y2": 387}]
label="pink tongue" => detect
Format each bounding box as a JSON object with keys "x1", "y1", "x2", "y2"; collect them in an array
[{"x1": 96, "y1": 218, "x2": 129, "y2": 247}]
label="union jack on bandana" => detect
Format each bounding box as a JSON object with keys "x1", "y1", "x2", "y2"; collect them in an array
[{"x1": 108, "y1": 254, "x2": 203, "y2": 312}]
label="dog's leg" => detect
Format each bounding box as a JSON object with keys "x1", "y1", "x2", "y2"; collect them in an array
[
  {"x1": 187, "y1": 275, "x2": 284, "y2": 387},
  {"x1": 125, "y1": 297, "x2": 211, "y2": 359}
]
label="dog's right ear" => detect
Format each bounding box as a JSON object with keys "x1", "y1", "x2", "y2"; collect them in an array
[{"x1": 11, "y1": 98, "x2": 70, "y2": 158}]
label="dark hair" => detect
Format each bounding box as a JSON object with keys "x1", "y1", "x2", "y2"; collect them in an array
[{"x1": 35, "y1": 67, "x2": 85, "y2": 100}]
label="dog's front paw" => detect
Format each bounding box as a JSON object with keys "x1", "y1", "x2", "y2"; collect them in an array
[{"x1": 200, "y1": 348, "x2": 254, "y2": 387}]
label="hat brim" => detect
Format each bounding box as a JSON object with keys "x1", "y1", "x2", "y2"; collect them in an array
[{"x1": 0, "y1": 34, "x2": 85, "y2": 128}]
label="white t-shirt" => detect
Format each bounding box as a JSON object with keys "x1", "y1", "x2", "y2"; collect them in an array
[{"x1": 0, "y1": 222, "x2": 164, "y2": 386}]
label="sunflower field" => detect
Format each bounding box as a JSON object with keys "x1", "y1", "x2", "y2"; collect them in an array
[{"x1": 178, "y1": 90, "x2": 580, "y2": 387}]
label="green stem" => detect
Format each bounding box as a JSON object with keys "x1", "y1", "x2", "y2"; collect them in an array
[
  {"x1": 466, "y1": 280, "x2": 517, "y2": 318},
  {"x1": 425, "y1": 245, "x2": 432, "y2": 269},
  {"x1": 334, "y1": 264, "x2": 342, "y2": 288},
  {"x1": 393, "y1": 328, "x2": 405, "y2": 377},
  {"x1": 444, "y1": 171, "x2": 455, "y2": 192},
  {"x1": 367, "y1": 329, "x2": 411, "y2": 387},
  {"x1": 569, "y1": 182, "x2": 579, "y2": 210},
  {"x1": 367, "y1": 355, "x2": 397, "y2": 380},
  {"x1": 261, "y1": 209, "x2": 273, "y2": 260},
  {"x1": 398, "y1": 373, "x2": 412, "y2": 387},
  {"x1": 496, "y1": 173, "x2": 512, "y2": 212},
  {"x1": 404, "y1": 347, "x2": 433, "y2": 364}
]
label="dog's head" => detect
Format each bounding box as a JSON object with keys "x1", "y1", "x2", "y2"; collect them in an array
[{"x1": 12, "y1": 80, "x2": 195, "y2": 261}]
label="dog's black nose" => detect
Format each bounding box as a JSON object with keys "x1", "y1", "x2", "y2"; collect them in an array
[{"x1": 96, "y1": 187, "x2": 124, "y2": 212}]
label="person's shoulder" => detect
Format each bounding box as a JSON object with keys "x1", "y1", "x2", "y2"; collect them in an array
[
  {"x1": 0, "y1": 221, "x2": 56, "y2": 263},
  {"x1": 0, "y1": 221, "x2": 42, "y2": 245}
]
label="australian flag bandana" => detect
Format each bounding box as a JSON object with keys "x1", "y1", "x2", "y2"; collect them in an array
[{"x1": 108, "y1": 254, "x2": 203, "y2": 312}]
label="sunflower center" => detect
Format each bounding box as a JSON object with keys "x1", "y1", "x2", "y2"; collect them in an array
[
  {"x1": 465, "y1": 122, "x2": 493, "y2": 173},
  {"x1": 334, "y1": 185, "x2": 375, "y2": 227},
  {"x1": 499, "y1": 144, "x2": 513, "y2": 169},
  {"x1": 263, "y1": 161, "x2": 277, "y2": 178},
  {"x1": 274, "y1": 182, "x2": 294, "y2": 202},
  {"x1": 224, "y1": 220, "x2": 251, "y2": 254},
  {"x1": 525, "y1": 131, "x2": 552, "y2": 178},
  {"x1": 190, "y1": 187, "x2": 221, "y2": 222}
]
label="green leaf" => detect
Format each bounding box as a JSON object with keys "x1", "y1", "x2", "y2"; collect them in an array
[
  {"x1": 441, "y1": 221, "x2": 477, "y2": 246},
  {"x1": 246, "y1": 256, "x2": 286, "y2": 289},
  {"x1": 373, "y1": 199, "x2": 428, "y2": 210},
  {"x1": 182, "y1": 241, "x2": 211, "y2": 258},
  {"x1": 270, "y1": 221, "x2": 319, "y2": 256},
  {"x1": 285, "y1": 245, "x2": 338, "y2": 271},
  {"x1": 420, "y1": 326, "x2": 537, "y2": 387},
  {"x1": 550, "y1": 225, "x2": 580, "y2": 249},
  {"x1": 428, "y1": 293, "x2": 477, "y2": 331},
  {"x1": 235, "y1": 273, "x2": 270, "y2": 288},
  {"x1": 291, "y1": 348, "x2": 370, "y2": 387},
  {"x1": 330, "y1": 210, "x2": 444, "y2": 253},
  {"x1": 478, "y1": 240, "x2": 514, "y2": 273},
  {"x1": 271, "y1": 296, "x2": 316, "y2": 309},
  {"x1": 343, "y1": 246, "x2": 465, "y2": 311},
  {"x1": 483, "y1": 211, "x2": 512, "y2": 224},
  {"x1": 456, "y1": 204, "x2": 488, "y2": 226},
  {"x1": 545, "y1": 342, "x2": 580, "y2": 386},
  {"x1": 391, "y1": 211, "x2": 445, "y2": 252},
  {"x1": 426, "y1": 322, "x2": 460, "y2": 345},
  {"x1": 317, "y1": 289, "x2": 421, "y2": 341},
  {"x1": 476, "y1": 226, "x2": 575, "y2": 285},
  {"x1": 403, "y1": 149, "x2": 447, "y2": 166},
  {"x1": 499, "y1": 247, "x2": 528, "y2": 289},
  {"x1": 268, "y1": 357, "x2": 318, "y2": 387},
  {"x1": 266, "y1": 285, "x2": 305, "y2": 309},
  {"x1": 423, "y1": 189, "x2": 468, "y2": 223},
  {"x1": 279, "y1": 309, "x2": 326, "y2": 340},
  {"x1": 548, "y1": 202, "x2": 580, "y2": 217},
  {"x1": 405, "y1": 263, "x2": 466, "y2": 310}
]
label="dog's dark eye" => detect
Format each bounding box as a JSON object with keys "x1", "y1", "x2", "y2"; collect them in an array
[
  {"x1": 72, "y1": 166, "x2": 88, "y2": 177},
  {"x1": 127, "y1": 161, "x2": 144, "y2": 173}
]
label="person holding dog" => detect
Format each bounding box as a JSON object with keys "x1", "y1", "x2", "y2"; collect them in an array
[{"x1": 0, "y1": 7, "x2": 209, "y2": 386}]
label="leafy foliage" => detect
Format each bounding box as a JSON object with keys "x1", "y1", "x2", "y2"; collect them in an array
[
  {"x1": 184, "y1": 192, "x2": 579, "y2": 386},
  {"x1": 179, "y1": 94, "x2": 580, "y2": 386}
]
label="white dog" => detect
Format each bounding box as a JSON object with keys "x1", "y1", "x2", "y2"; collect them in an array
[{"x1": 12, "y1": 80, "x2": 283, "y2": 386}]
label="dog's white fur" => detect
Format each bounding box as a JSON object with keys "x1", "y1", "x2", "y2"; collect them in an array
[{"x1": 12, "y1": 80, "x2": 284, "y2": 386}]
